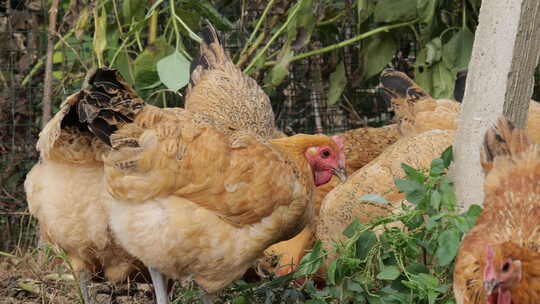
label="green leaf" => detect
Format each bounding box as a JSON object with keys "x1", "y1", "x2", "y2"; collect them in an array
[
  {"x1": 358, "y1": 194, "x2": 388, "y2": 204},
  {"x1": 232, "y1": 296, "x2": 249, "y2": 304},
  {"x1": 327, "y1": 259, "x2": 339, "y2": 285},
  {"x1": 295, "y1": 241, "x2": 325, "y2": 277},
  {"x1": 294, "y1": 0, "x2": 315, "y2": 48},
  {"x1": 356, "y1": 231, "x2": 377, "y2": 260},
  {"x1": 190, "y1": 0, "x2": 233, "y2": 31},
  {"x1": 415, "y1": 66, "x2": 433, "y2": 96},
  {"x1": 376, "y1": 265, "x2": 401, "y2": 280},
  {"x1": 361, "y1": 34, "x2": 398, "y2": 80},
  {"x1": 430, "y1": 158, "x2": 445, "y2": 176},
  {"x1": 327, "y1": 61, "x2": 347, "y2": 105},
  {"x1": 268, "y1": 45, "x2": 294, "y2": 86},
  {"x1": 432, "y1": 62, "x2": 456, "y2": 99},
  {"x1": 374, "y1": 0, "x2": 417, "y2": 23},
  {"x1": 343, "y1": 218, "x2": 362, "y2": 238},
  {"x1": 435, "y1": 229, "x2": 460, "y2": 266},
  {"x1": 406, "y1": 263, "x2": 429, "y2": 274},
  {"x1": 157, "y1": 51, "x2": 191, "y2": 91},
  {"x1": 401, "y1": 163, "x2": 426, "y2": 183},
  {"x1": 133, "y1": 37, "x2": 174, "y2": 93},
  {"x1": 441, "y1": 146, "x2": 453, "y2": 168},
  {"x1": 357, "y1": 0, "x2": 374, "y2": 25},
  {"x1": 417, "y1": 0, "x2": 440, "y2": 39},
  {"x1": 394, "y1": 179, "x2": 427, "y2": 204},
  {"x1": 430, "y1": 190, "x2": 442, "y2": 210},
  {"x1": 122, "y1": 0, "x2": 145, "y2": 23},
  {"x1": 442, "y1": 28, "x2": 474, "y2": 73}
]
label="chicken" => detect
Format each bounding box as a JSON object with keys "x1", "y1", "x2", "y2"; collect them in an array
[
  {"x1": 24, "y1": 75, "x2": 146, "y2": 304},
  {"x1": 379, "y1": 69, "x2": 540, "y2": 143},
  {"x1": 453, "y1": 118, "x2": 540, "y2": 304},
  {"x1": 316, "y1": 129, "x2": 454, "y2": 271},
  {"x1": 78, "y1": 66, "x2": 347, "y2": 304}
]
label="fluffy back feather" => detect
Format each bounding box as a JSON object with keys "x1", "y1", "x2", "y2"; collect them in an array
[{"x1": 185, "y1": 22, "x2": 277, "y2": 139}]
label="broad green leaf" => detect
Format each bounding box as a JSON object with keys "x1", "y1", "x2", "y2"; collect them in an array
[
  {"x1": 394, "y1": 178, "x2": 427, "y2": 204},
  {"x1": 417, "y1": 0, "x2": 440, "y2": 40},
  {"x1": 441, "y1": 146, "x2": 453, "y2": 168},
  {"x1": 356, "y1": 230, "x2": 377, "y2": 259},
  {"x1": 112, "y1": 50, "x2": 135, "y2": 84},
  {"x1": 53, "y1": 52, "x2": 63, "y2": 64},
  {"x1": 343, "y1": 218, "x2": 362, "y2": 238},
  {"x1": 374, "y1": 0, "x2": 417, "y2": 22},
  {"x1": 361, "y1": 34, "x2": 398, "y2": 80},
  {"x1": 295, "y1": 241, "x2": 325, "y2": 277},
  {"x1": 432, "y1": 62, "x2": 455, "y2": 99},
  {"x1": 358, "y1": 194, "x2": 388, "y2": 204},
  {"x1": 376, "y1": 265, "x2": 401, "y2": 280},
  {"x1": 133, "y1": 37, "x2": 174, "y2": 93},
  {"x1": 190, "y1": 0, "x2": 233, "y2": 31},
  {"x1": 430, "y1": 190, "x2": 442, "y2": 210},
  {"x1": 175, "y1": 8, "x2": 201, "y2": 38},
  {"x1": 232, "y1": 296, "x2": 249, "y2": 304},
  {"x1": 442, "y1": 28, "x2": 474, "y2": 72},
  {"x1": 401, "y1": 163, "x2": 426, "y2": 183},
  {"x1": 122, "y1": 0, "x2": 145, "y2": 23},
  {"x1": 406, "y1": 263, "x2": 429, "y2": 274},
  {"x1": 435, "y1": 229, "x2": 460, "y2": 266},
  {"x1": 157, "y1": 51, "x2": 191, "y2": 91},
  {"x1": 327, "y1": 61, "x2": 347, "y2": 105},
  {"x1": 415, "y1": 67, "x2": 433, "y2": 97},
  {"x1": 268, "y1": 45, "x2": 294, "y2": 86},
  {"x1": 430, "y1": 158, "x2": 445, "y2": 176},
  {"x1": 327, "y1": 259, "x2": 339, "y2": 285}
]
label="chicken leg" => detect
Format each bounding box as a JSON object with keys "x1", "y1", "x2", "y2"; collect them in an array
[{"x1": 149, "y1": 267, "x2": 169, "y2": 304}]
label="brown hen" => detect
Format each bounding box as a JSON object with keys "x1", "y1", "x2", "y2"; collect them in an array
[
  {"x1": 24, "y1": 72, "x2": 148, "y2": 304},
  {"x1": 79, "y1": 65, "x2": 346, "y2": 304},
  {"x1": 453, "y1": 118, "x2": 540, "y2": 304},
  {"x1": 379, "y1": 69, "x2": 540, "y2": 143}
]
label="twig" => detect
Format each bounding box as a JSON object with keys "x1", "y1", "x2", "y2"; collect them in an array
[
  {"x1": 42, "y1": 0, "x2": 61, "y2": 127},
  {"x1": 263, "y1": 19, "x2": 419, "y2": 67},
  {"x1": 235, "y1": 0, "x2": 277, "y2": 63},
  {"x1": 243, "y1": 0, "x2": 305, "y2": 74},
  {"x1": 21, "y1": 29, "x2": 75, "y2": 88}
]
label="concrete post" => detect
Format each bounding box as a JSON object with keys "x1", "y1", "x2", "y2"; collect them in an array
[{"x1": 452, "y1": 0, "x2": 540, "y2": 209}]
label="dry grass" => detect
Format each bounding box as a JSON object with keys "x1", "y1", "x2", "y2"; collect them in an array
[{"x1": 0, "y1": 246, "x2": 156, "y2": 304}]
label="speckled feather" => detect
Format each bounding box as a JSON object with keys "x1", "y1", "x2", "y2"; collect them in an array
[
  {"x1": 454, "y1": 119, "x2": 540, "y2": 304},
  {"x1": 184, "y1": 23, "x2": 278, "y2": 139}
]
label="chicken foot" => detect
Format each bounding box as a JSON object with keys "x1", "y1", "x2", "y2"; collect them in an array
[
  {"x1": 78, "y1": 270, "x2": 94, "y2": 304},
  {"x1": 149, "y1": 267, "x2": 169, "y2": 304}
]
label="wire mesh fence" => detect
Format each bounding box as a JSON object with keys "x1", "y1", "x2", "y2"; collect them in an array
[{"x1": 6, "y1": 1, "x2": 539, "y2": 254}]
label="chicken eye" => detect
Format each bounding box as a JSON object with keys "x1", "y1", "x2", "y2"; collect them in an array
[
  {"x1": 502, "y1": 262, "x2": 510, "y2": 272},
  {"x1": 321, "y1": 150, "x2": 331, "y2": 159}
]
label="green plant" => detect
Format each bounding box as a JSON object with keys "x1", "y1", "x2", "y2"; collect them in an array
[{"x1": 287, "y1": 146, "x2": 481, "y2": 303}]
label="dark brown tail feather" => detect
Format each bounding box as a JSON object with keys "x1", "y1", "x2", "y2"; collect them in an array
[
  {"x1": 481, "y1": 117, "x2": 531, "y2": 173},
  {"x1": 77, "y1": 68, "x2": 145, "y2": 146},
  {"x1": 379, "y1": 69, "x2": 429, "y2": 102}
]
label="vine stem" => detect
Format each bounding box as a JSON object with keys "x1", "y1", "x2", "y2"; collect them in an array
[
  {"x1": 235, "y1": 0, "x2": 277, "y2": 63},
  {"x1": 243, "y1": 0, "x2": 305, "y2": 74},
  {"x1": 42, "y1": 0, "x2": 60, "y2": 126},
  {"x1": 263, "y1": 19, "x2": 419, "y2": 68}
]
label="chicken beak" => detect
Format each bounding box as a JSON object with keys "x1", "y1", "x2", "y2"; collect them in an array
[
  {"x1": 483, "y1": 279, "x2": 500, "y2": 296},
  {"x1": 331, "y1": 166, "x2": 347, "y2": 183}
]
